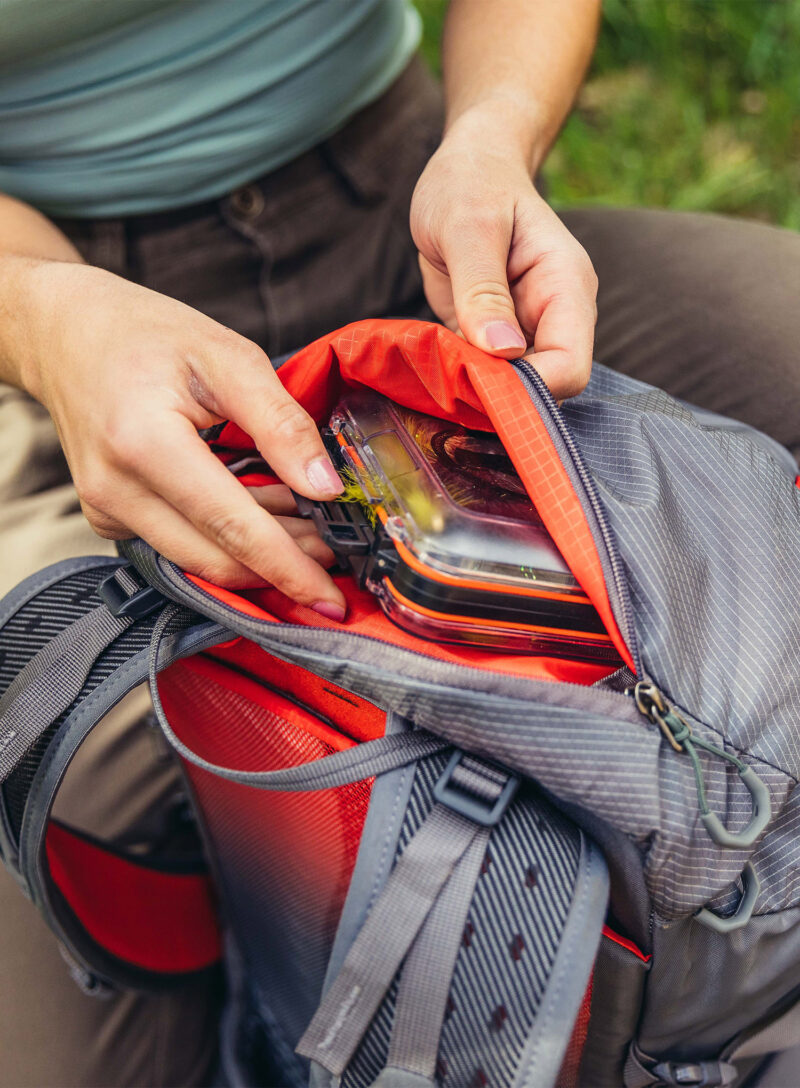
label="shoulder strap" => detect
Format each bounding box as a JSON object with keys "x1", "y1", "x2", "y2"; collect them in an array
[{"x1": 0, "y1": 557, "x2": 226, "y2": 990}]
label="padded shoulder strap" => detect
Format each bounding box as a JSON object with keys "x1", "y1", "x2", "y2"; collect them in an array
[
  {"x1": 0, "y1": 602, "x2": 133, "y2": 783},
  {"x1": 0, "y1": 557, "x2": 227, "y2": 989}
]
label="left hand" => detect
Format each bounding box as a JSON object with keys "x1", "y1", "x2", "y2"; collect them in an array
[{"x1": 410, "y1": 110, "x2": 598, "y2": 401}]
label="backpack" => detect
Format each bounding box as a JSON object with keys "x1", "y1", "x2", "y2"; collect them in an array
[{"x1": 2, "y1": 318, "x2": 800, "y2": 1088}]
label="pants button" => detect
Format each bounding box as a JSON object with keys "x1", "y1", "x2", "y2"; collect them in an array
[{"x1": 229, "y1": 184, "x2": 265, "y2": 220}]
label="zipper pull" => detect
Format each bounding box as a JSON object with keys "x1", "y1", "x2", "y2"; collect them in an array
[{"x1": 630, "y1": 682, "x2": 771, "y2": 849}]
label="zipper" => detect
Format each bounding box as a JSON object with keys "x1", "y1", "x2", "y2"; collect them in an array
[
  {"x1": 510, "y1": 359, "x2": 641, "y2": 675},
  {"x1": 630, "y1": 680, "x2": 771, "y2": 851},
  {"x1": 174, "y1": 559, "x2": 769, "y2": 855},
  {"x1": 150, "y1": 557, "x2": 641, "y2": 714}
]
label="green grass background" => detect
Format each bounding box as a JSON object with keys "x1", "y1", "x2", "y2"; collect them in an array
[{"x1": 413, "y1": 0, "x2": 800, "y2": 229}]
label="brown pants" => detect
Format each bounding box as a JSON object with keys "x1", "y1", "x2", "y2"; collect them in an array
[{"x1": 2, "y1": 55, "x2": 800, "y2": 1086}]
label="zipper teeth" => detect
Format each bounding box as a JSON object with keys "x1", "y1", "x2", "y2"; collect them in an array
[
  {"x1": 166, "y1": 564, "x2": 632, "y2": 701},
  {"x1": 510, "y1": 360, "x2": 640, "y2": 674}
]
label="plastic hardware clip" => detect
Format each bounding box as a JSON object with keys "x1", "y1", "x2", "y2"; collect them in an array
[
  {"x1": 98, "y1": 564, "x2": 167, "y2": 620},
  {"x1": 433, "y1": 750, "x2": 520, "y2": 827}
]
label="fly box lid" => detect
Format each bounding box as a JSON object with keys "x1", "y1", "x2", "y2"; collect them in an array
[{"x1": 299, "y1": 391, "x2": 619, "y2": 663}]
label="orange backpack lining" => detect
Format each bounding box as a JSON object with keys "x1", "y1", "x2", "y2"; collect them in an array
[
  {"x1": 208, "y1": 319, "x2": 633, "y2": 675},
  {"x1": 186, "y1": 573, "x2": 616, "y2": 686}
]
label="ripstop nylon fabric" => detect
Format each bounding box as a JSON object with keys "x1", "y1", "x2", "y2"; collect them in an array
[
  {"x1": 561, "y1": 366, "x2": 800, "y2": 917},
  {"x1": 9, "y1": 315, "x2": 800, "y2": 1084}
]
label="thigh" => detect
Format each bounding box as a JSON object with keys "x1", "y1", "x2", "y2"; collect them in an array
[
  {"x1": 0, "y1": 384, "x2": 115, "y2": 595},
  {"x1": 0, "y1": 687, "x2": 222, "y2": 1088},
  {"x1": 560, "y1": 207, "x2": 800, "y2": 458},
  {"x1": 0, "y1": 384, "x2": 222, "y2": 1087}
]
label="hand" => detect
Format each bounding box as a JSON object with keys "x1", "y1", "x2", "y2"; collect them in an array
[
  {"x1": 16, "y1": 261, "x2": 347, "y2": 617},
  {"x1": 410, "y1": 108, "x2": 598, "y2": 400}
]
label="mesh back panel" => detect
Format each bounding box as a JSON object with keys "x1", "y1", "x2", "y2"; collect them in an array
[
  {"x1": 0, "y1": 566, "x2": 155, "y2": 840},
  {"x1": 343, "y1": 754, "x2": 583, "y2": 1088},
  {"x1": 158, "y1": 653, "x2": 378, "y2": 1079}
]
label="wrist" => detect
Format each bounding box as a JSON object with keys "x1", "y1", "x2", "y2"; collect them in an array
[
  {"x1": 0, "y1": 256, "x2": 72, "y2": 402},
  {"x1": 442, "y1": 93, "x2": 551, "y2": 176}
]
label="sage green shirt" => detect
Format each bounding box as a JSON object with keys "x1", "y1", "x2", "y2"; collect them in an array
[{"x1": 0, "y1": 0, "x2": 421, "y2": 217}]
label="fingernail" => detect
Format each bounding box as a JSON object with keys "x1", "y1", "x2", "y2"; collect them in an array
[
  {"x1": 307, "y1": 457, "x2": 344, "y2": 496},
  {"x1": 311, "y1": 600, "x2": 347, "y2": 622},
  {"x1": 483, "y1": 320, "x2": 526, "y2": 352}
]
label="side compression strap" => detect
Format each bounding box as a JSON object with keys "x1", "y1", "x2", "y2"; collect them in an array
[
  {"x1": 149, "y1": 605, "x2": 450, "y2": 790},
  {"x1": 0, "y1": 604, "x2": 132, "y2": 783}
]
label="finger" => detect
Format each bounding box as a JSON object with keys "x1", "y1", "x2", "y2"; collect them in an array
[
  {"x1": 418, "y1": 253, "x2": 459, "y2": 331},
  {"x1": 248, "y1": 483, "x2": 298, "y2": 515},
  {"x1": 511, "y1": 255, "x2": 597, "y2": 400},
  {"x1": 438, "y1": 213, "x2": 527, "y2": 358},
  {"x1": 86, "y1": 492, "x2": 270, "y2": 587},
  {"x1": 194, "y1": 336, "x2": 344, "y2": 502},
  {"x1": 139, "y1": 417, "x2": 347, "y2": 616},
  {"x1": 274, "y1": 516, "x2": 336, "y2": 568},
  {"x1": 85, "y1": 494, "x2": 335, "y2": 575}
]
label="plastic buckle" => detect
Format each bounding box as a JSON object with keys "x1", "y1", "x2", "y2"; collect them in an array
[
  {"x1": 433, "y1": 750, "x2": 520, "y2": 827},
  {"x1": 97, "y1": 565, "x2": 166, "y2": 619},
  {"x1": 652, "y1": 1060, "x2": 729, "y2": 1086}
]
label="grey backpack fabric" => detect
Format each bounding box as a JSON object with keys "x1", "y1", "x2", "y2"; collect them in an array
[{"x1": 2, "y1": 357, "x2": 800, "y2": 1088}]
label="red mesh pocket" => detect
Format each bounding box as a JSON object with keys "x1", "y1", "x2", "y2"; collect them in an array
[{"x1": 156, "y1": 647, "x2": 384, "y2": 1036}]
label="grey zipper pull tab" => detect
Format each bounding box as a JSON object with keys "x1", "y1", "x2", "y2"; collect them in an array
[{"x1": 629, "y1": 681, "x2": 771, "y2": 849}]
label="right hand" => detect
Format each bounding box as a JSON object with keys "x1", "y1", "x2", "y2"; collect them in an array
[{"x1": 17, "y1": 261, "x2": 348, "y2": 619}]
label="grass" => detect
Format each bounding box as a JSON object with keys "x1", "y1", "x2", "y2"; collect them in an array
[{"x1": 413, "y1": 0, "x2": 800, "y2": 229}]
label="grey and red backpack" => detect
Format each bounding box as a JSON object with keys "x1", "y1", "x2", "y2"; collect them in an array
[{"x1": 2, "y1": 319, "x2": 800, "y2": 1087}]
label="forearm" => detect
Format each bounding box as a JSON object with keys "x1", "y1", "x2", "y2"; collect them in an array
[
  {"x1": 0, "y1": 194, "x2": 83, "y2": 390},
  {"x1": 441, "y1": 0, "x2": 600, "y2": 173}
]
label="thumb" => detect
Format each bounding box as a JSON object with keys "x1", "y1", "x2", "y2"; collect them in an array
[{"x1": 442, "y1": 216, "x2": 527, "y2": 358}]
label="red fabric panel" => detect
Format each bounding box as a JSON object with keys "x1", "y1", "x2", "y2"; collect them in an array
[
  {"x1": 174, "y1": 654, "x2": 370, "y2": 752},
  {"x1": 158, "y1": 657, "x2": 373, "y2": 949},
  {"x1": 45, "y1": 822, "x2": 221, "y2": 973},
  {"x1": 211, "y1": 319, "x2": 632, "y2": 671}
]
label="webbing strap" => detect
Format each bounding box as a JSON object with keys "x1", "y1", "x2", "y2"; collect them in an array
[
  {"x1": 296, "y1": 803, "x2": 483, "y2": 1075},
  {"x1": 0, "y1": 605, "x2": 132, "y2": 784},
  {"x1": 376, "y1": 827, "x2": 491, "y2": 1086},
  {"x1": 148, "y1": 605, "x2": 449, "y2": 790}
]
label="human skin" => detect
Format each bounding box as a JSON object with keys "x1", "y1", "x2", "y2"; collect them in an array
[
  {"x1": 0, "y1": 0, "x2": 600, "y2": 605},
  {"x1": 411, "y1": 0, "x2": 601, "y2": 399}
]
